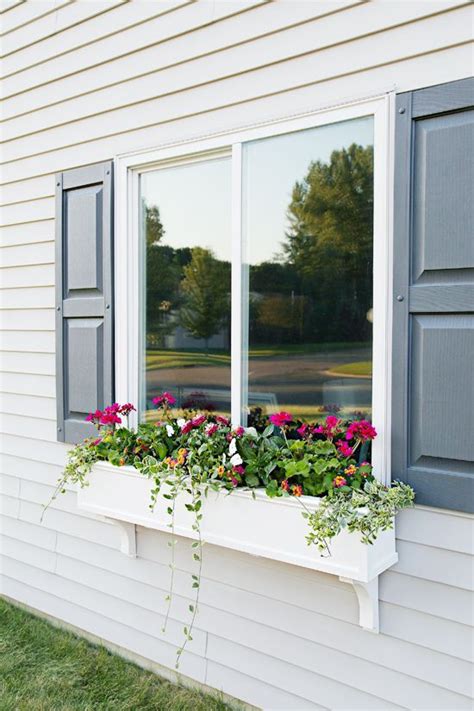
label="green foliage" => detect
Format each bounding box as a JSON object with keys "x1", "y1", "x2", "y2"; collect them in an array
[
  {"x1": 305, "y1": 480, "x2": 415, "y2": 553},
  {"x1": 0, "y1": 598, "x2": 231, "y2": 711}
]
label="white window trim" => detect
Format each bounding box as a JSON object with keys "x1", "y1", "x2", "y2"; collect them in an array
[{"x1": 115, "y1": 93, "x2": 395, "y2": 484}]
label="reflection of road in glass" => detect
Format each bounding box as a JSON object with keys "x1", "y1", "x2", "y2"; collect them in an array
[{"x1": 146, "y1": 345, "x2": 371, "y2": 420}]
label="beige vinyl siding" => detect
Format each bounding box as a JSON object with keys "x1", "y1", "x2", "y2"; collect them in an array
[{"x1": 1, "y1": 1, "x2": 473, "y2": 708}]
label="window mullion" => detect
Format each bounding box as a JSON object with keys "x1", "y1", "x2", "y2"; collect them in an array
[{"x1": 231, "y1": 143, "x2": 243, "y2": 426}]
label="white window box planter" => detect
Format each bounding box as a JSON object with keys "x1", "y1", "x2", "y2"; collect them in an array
[{"x1": 77, "y1": 461, "x2": 399, "y2": 632}]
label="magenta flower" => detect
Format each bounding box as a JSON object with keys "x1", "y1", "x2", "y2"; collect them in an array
[
  {"x1": 233, "y1": 426, "x2": 245, "y2": 437},
  {"x1": 191, "y1": 414, "x2": 206, "y2": 427},
  {"x1": 313, "y1": 416, "x2": 341, "y2": 439},
  {"x1": 119, "y1": 403, "x2": 136, "y2": 416},
  {"x1": 181, "y1": 420, "x2": 193, "y2": 434},
  {"x1": 153, "y1": 391, "x2": 176, "y2": 407},
  {"x1": 86, "y1": 409, "x2": 103, "y2": 423},
  {"x1": 232, "y1": 465, "x2": 245, "y2": 475},
  {"x1": 336, "y1": 440, "x2": 353, "y2": 458},
  {"x1": 297, "y1": 423, "x2": 309, "y2": 438},
  {"x1": 216, "y1": 415, "x2": 230, "y2": 426},
  {"x1": 269, "y1": 412, "x2": 293, "y2": 428},
  {"x1": 345, "y1": 420, "x2": 377, "y2": 442},
  {"x1": 205, "y1": 423, "x2": 218, "y2": 436}
]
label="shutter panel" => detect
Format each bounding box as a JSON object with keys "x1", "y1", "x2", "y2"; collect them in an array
[
  {"x1": 392, "y1": 78, "x2": 474, "y2": 512},
  {"x1": 55, "y1": 161, "x2": 114, "y2": 444}
]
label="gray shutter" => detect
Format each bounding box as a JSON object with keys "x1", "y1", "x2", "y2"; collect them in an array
[
  {"x1": 392, "y1": 78, "x2": 474, "y2": 512},
  {"x1": 55, "y1": 161, "x2": 114, "y2": 444}
]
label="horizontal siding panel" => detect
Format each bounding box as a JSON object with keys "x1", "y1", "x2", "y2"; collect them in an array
[
  {"x1": 205, "y1": 662, "x2": 326, "y2": 711},
  {"x1": 0, "y1": 392, "x2": 56, "y2": 419},
  {"x1": 0, "y1": 372, "x2": 55, "y2": 397},
  {"x1": 0, "y1": 308, "x2": 54, "y2": 330},
  {"x1": 207, "y1": 635, "x2": 405, "y2": 711},
  {"x1": 2, "y1": 1, "x2": 465, "y2": 142},
  {"x1": 0, "y1": 472, "x2": 20, "y2": 497},
  {"x1": 0, "y1": 512, "x2": 57, "y2": 550},
  {"x1": 0, "y1": 0, "x2": 267, "y2": 98},
  {"x1": 0, "y1": 264, "x2": 54, "y2": 288},
  {"x1": 0, "y1": 41, "x2": 471, "y2": 185},
  {"x1": 397, "y1": 506, "x2": 474, "y2": 555},
  {"x1": 0, "y1": 574, "x2": 207, "y2": 683},
  {"x1": 0, "y1": 286, "x2": 54, "y2": 310},
  {"x1": 0, "y1": 176, "x2": 54, "y2": 206},
  {"x1": 2, "y1": 535, "x2": 57, "y2": 572},
  {"x1": 0, "y1": 351, "x2": 55, "y2": 375},
  {"x1": 1, "y1": 0, "x2": 125, "y2": 58},
  {"x1": 2, "y1": 7, "x2": 472, "y2": 163},
  {"x1": 0, "y1": 198, "x2": 54, "y2": 225},
  {"x1": 1, "y1": 0, "x2": 356, "y2": 122},
  {"x1": 0, "y1": 220, "x2": 54, "y2": 247},
  {"x1": 1, "y1": 493, "x2": 20, "y2": 518},
  {"x1": 1, "y1": 434, "x2": 67, "y2": 467},
  {"x1": 0, "y1": 0, "x2": 70, "y2": 35},
  {"x1": 381, "y1": 602, "x2": 473, "y2": 662},
  {"x1": 51, "y1": 544, "x2": 473, "y2": 703},
  {"x1": 394, "y1": 539, "x2": 473, "y2": 590},
  {"x1": 0, "y1": 330, "x2": 54, "y2": 353},
  {"x1": 380, "y1": 571, "x2": 473, "y2": 625},
  {"x1": 0, "y1": 243, "x2": 54, "y2": 268},
  {"x1": 0, "y1": 412, "x2": 57, "y2": 440},
  {"x1": 19, "y1": 499, "x2": 118, "y2": 549},
  {"x1": 0, "y1": 454, "x2": 66, "y2": 488}
]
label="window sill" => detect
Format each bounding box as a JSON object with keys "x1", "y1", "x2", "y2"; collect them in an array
[{"x1": 77, "y1": 461, "x2": 399, "y2": 632}]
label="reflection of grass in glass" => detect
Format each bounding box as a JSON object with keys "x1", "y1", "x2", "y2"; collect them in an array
[
  {"x1": 146, "y1": 342, "x2": 372, "y2": 370},
  {"x1": 263, "y1": 404, "x2": 371, "y2": 420},
  {"x1": 327, "y1": 361, "x2": 372, "y2": 377}
]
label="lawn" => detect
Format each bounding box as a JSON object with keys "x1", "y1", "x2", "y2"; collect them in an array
[
  {"x1": 0, "y1": 598, "x2": 231, "y2": 711},
  {"x1": 328, "y1": 360, "x2": 372, "y2": 377}
]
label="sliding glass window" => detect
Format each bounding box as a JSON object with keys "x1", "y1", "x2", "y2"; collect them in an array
[
  {"x1": 242, "y1": 116, "x2": 374, "y2": 424},
  {"x1": 139, "y1": 116, "x2": 374, "y2": 426},
  {"x1": 140, "y1": 157, "x2": 232, "y2": 419}
]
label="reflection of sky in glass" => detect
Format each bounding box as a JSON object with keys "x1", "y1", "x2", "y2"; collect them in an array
[
  {"x1": 141, "y1": 157, "x2": 231, "y2": 261},
  {"x1": 243, "y1": 116, "x2": 373, "y2": 265}
]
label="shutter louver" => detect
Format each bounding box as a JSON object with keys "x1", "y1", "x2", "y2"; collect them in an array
[
  {"x1": 55, "y1": 161, "x2": 114, "y2": 444},
  {"x1": 392, "y1": 78, "x2": 474, "y2": 512}
]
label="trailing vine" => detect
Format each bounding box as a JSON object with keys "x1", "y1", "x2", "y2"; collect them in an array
[{"x1": 43, "y1": 396, "x2": 415, "y2": 668}]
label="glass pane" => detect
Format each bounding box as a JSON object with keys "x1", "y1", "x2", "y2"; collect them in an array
[
  {"x1": 140, "y1": 157, "x2": 232, "y2": 420},
  {"x1": 242, "y1": 117, "x2": 374, "y2": 424}
]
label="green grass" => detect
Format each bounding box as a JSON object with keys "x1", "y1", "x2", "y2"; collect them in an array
[
  {"x1": 0, "y1": 598, "x2": 231, "y2": 711},
  {"x1": 146, "y1": 342, "x2": 371, "y2": 370},
  {"x1": 328, "y1": 360, "x2": 372, "y2": 377}
]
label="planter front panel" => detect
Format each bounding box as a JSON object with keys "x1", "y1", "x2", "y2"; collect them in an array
[{"x1": 77, "y1": 462, "x2": 398, "y2": 583}]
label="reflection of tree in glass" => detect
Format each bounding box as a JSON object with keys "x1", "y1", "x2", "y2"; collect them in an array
[
  {"x1": 283, "y1": 143, "x2": 374, "y2": 343},
  {"x1": 179, "y1": 248, "x2": 230, "y2": 354}
]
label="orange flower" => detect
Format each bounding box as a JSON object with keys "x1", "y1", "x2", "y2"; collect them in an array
[
  {"x1": 217, "y1": 465, "x2": 225, "y2": 477},
  {"x1": 281, "y1": 479, "x2": 289, "y2": 491},
  {"x1": 333, "y1": 475, "x2": 347, "y2": 488},
  {"x1": 292, "y1": 484, "x2": 303, "y2": 497},
  {"x1": 344, "y1": 464, "x2": 357, "y2": 476}
]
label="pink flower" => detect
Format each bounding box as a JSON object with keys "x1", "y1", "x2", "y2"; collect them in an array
[
  {"x1": 216, "y1": 415, "x2": 230, "y2": 426},
  {"x1": 226, "y1": 433, "x2": 233, "y2": 442},
  {"x1": 230, "y1": 476, "x2": 239, "y2": 487},
  {"x1": 233, "y1": 426, "x2": 245, "y2": 437},
  {"x1": 91, "y1": 437, "x2": 102, "y2": 446},
  {"x1": 191, "y1": 414, "x2": 206, "y2": 427},
  {"x1": 153, "y1": 391, "x2": 176, "y2": 407},
  {"x1": 292, "y1": 484, "x2": 303, "y2": 497},
  {"x1": 205, "y1": 423, "x2": 218, "y2": 436},
  {"x1": 336, "y1": 440, "x2": 353, "y2": 458},
  {"x1": 313, "y1": 416, "x2": 341, "y2": 439},
  {"x1": 181, "y1": 420, "x2": 193, "y2": 434},
  {"x1": 333, "y1": 476, "x2": 347, "y2": 488},
  {"x1": 232, "y1": 465, "x2": 245, "y2": 475},
  {"x1": 269, "y1": 412, "x2": 293, "y2": 428},
  {"x1": 86, "y1": 409, "x2": 103, "y2": 423},
  {"x1": 297, "y1": 423, "x2": 309, "y2": 438},
  {"x1": 119, "y1": 403, "x2": 136, "y2": 415},
  {"x1": 345, "y1": 420, "x2": 377, "y2": 442},
  {"x1": 281, "y1": 479, "x2": 289, "y2": 491}
]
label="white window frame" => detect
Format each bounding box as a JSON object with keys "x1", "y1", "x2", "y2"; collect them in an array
[{"x1": 115, "y1": 94, "x2": 394, "y2": 484}]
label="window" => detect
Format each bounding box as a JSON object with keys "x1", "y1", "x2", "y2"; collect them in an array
[
  {"x1": 242, "y1": 117, "x2": 374, "y2": 425},
  {"x1": 140, "y1": 157, "x2": 232, "y2": 418},
  {"x1": 116, "y1": 97, "x2": 391, "y2": 480}
]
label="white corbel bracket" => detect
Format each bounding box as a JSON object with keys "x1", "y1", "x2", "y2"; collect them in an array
[
  {"x1": 339, "y1": 576, "x2": 379, "y2": 632},
  {"x1": 106, "y1": 518, "x2": 137, "y2": 557}
]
